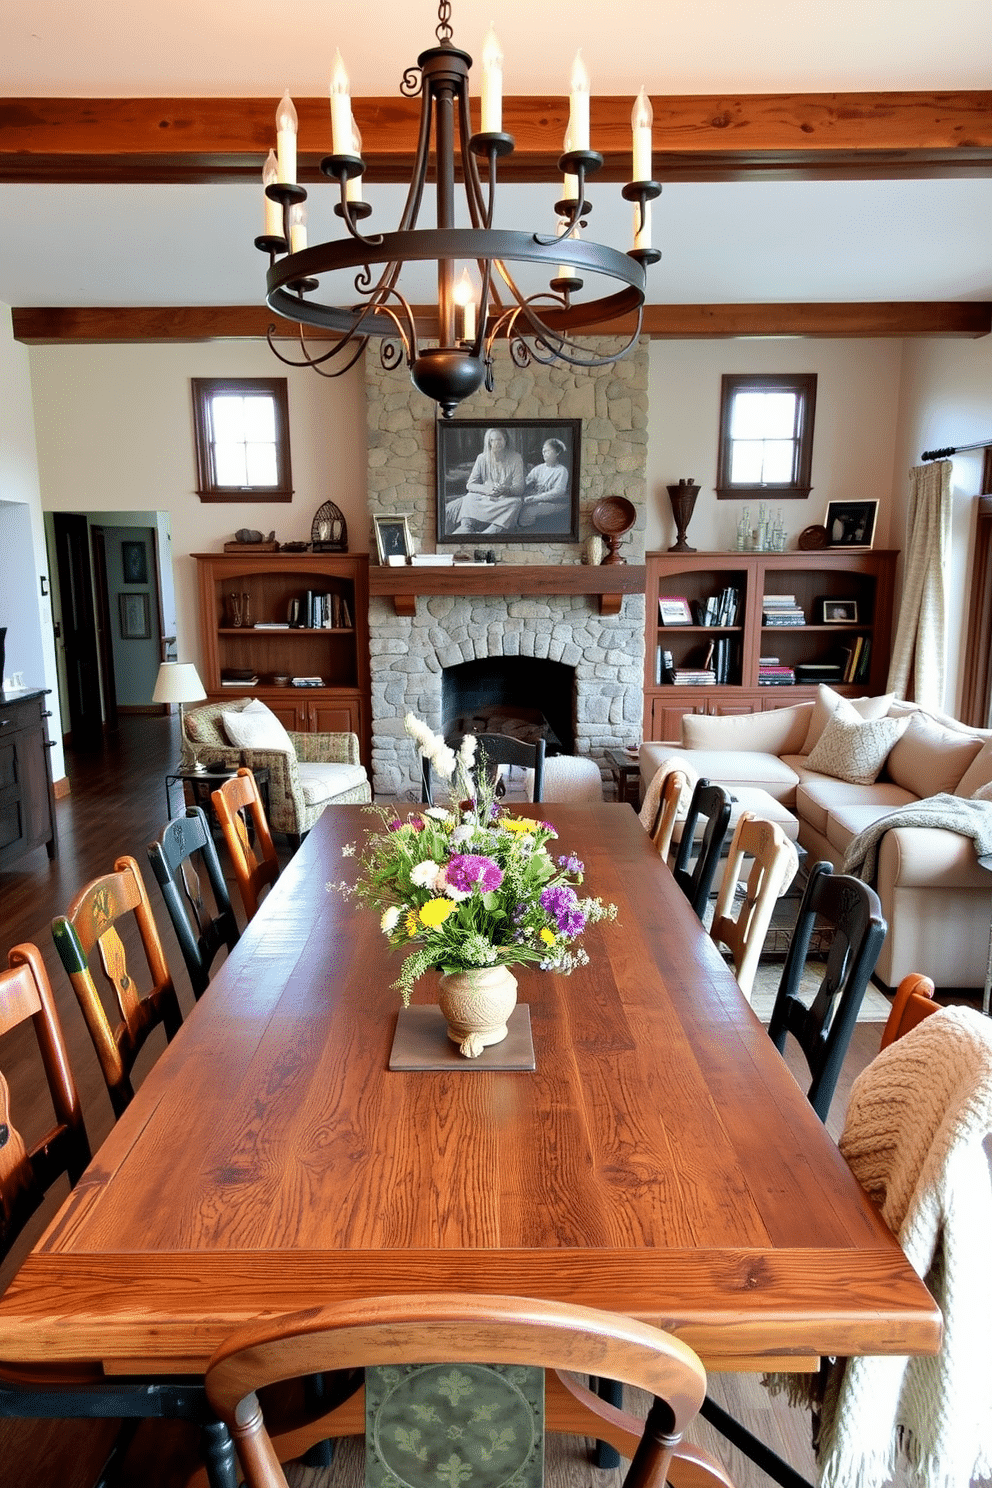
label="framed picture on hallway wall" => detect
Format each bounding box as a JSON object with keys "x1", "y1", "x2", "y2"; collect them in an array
[
  {"x1": 119, "y1": 591, "x2": 151, "y2": 640},
  {"x1": 436, "y1": 419, "x2": 581, "y2": 544}
]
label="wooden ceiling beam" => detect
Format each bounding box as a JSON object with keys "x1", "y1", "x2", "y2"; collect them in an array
[
  {"x1": 1, "y1": 91, "x2": 990, "y2": 184},
  {"x1": 13, "y1": 302, "x2": 990, "y2": 345}
]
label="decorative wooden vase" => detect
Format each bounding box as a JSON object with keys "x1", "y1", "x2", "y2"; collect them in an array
[
  {"x1": 437, "y1": 964, "x2": 518, "y2": 1058},
  {"x1": 667, "y1": 481, "x2": 700, "y2": 553}
]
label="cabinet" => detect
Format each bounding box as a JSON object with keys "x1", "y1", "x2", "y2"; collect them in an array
[
  {"x1": 643, "y1": 550, "x2": 898, "y2": 741},
  {"x1": 0, "y1": 688, "x2": 58, "y2": 868},
  {"x1": 194, "y1": 553, "x2": 371, "y2": 764}
]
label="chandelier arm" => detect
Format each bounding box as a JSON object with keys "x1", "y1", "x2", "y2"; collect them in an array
[
  {"x1": 265, "y1": 323, "x2": 367, "y2": 372},
  {"x1": 457, "y1": 90, "x2": 489, "y2": 230},
  {"x1": 335, "y1": 184, "x2": 385, "y2": 247},
  {"x1": 394, "y1": 67, "x2": 436, "y2": 234}
]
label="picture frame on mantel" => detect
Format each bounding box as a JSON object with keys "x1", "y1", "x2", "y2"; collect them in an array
[{"x1": 436, "y1": 419, "x2": 581, "y2": 544}]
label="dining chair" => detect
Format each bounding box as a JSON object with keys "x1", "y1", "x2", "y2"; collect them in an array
[
  {"x1": 766, "y1": 860, "x2": 887, "y2": 1123},
  {"x1": 709, "y1": 813, "x2": 800, "y2": 1002},
  {"x1": 648, "y1": 763, "x2": 692, "y2": 860},
  {"x1": 671, "y1": 778, "x2": 732, "y2": 919},
  {"x1": 205, "y1": 1292, "x2": 736, "y2": 1488},
  {"x1": 0, "y1": 942, "x2": 239, "y2": 1488},
  {"x1": 422, "y1": 734, "x2": 546, "y2": 806},
  {"x1": 211, "y1": 767, "x2": 280, "y2": 922},
  {"x1": 879, "y1": 970, "x2": 938, "y2": 1049},
  {"x1": 147, "y1": 806, "x2": 240, "y2": 999},
  {"x1": 51, "y1": 855, "x2": 184, "y2": 1119}
]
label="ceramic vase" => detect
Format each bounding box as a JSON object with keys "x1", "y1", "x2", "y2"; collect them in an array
[
  {"x1": 437, "y1": 964, "x2": 518, "y2": 1058},
  {"x1": 667, "y1": 481, "x2": 700, "y2": 553}
]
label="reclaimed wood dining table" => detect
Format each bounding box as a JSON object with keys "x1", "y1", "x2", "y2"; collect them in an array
[{"x1": 0, "y1": 801, "x2": 939, "y2": 1444}]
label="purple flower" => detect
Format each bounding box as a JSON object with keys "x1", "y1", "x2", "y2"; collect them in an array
[
  {"x1": 446, "y1": 854, "x2": 504, "y2": 893},
  {"x1": 540, "y1": 884, "x2": 587, "y2": 939},
  {"x1": 386, "y1": 818, "x2": 403, "y2": 832},
  {"x1": 539, "y1": 821, "x2": 558, "y2": 838},
  {"x1": 557, "y1": 853, "x2": 583, "y2": 873}
]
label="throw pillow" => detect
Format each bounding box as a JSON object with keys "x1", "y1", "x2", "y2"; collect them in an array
[
  {"x1": 886, "y1": 714, "x2": 984, "y2": 798},
  {"x1": 956, "y1": 738, "x2": 992, "y2": 798},
  {"x1": 805, "y1": 712, "x2": 909, "y2": 786},
  {"x1": 971, "y1": 781, "x2": 992, "y2": 803},
  {"x1": 801, "y1": 684, "x2": 896, "y2": 754},
  {"x1": 222, "y1": 698, "x2": 296, "y2": 757}
]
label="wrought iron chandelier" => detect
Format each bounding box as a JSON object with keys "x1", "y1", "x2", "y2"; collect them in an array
[{"x1": 255, "y1": 0, "x2": 660, "y2": 418}]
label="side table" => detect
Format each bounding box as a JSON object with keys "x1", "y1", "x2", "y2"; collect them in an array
[
  {"x1": 164, "y1": 765, "x2": 271, "y2": 830},
  {"x1": 606, "y1": 748, "x2": 641, "y2": 808}
]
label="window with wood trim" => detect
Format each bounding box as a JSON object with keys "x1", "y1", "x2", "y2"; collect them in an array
[
  {"x1": 716, "y1": 373, "x2": 817, "y2": 499},
  {"x1": 960, "y1": 448, "x2": 992, "y2": 728},
  {"x1": 191, "y1": 378, "x2": 293, "y2": 502}
]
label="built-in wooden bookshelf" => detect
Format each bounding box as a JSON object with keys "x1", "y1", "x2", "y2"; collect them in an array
[{"x1": 643, "y1": 549, "x2": 898, "y2": 742}]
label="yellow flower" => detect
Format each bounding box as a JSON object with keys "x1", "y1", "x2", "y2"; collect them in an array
[
  {"x1": 503, "y1": 817, "x2": 537, "y2": 834},
  {"x1": 540, "y1": 927, "x2": 556, "y2": 946},
  {"x1": 420, "y1": 898, "x2": 456, "y2": 927},
  {"x1": 405, "y1": 911, "x2": 419, "y2": 936}
]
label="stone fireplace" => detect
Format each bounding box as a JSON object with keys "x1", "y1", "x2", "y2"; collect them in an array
[{"x1": 365, "y1": 340, "x2": 648, "y2": 799}]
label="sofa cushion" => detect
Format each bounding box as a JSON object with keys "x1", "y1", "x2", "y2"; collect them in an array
[
  {"x1": 885, "y1": 712, "x2": 984, "y2": 798},
  {"x1": 297, "y1": 760, "x2": 368, "y2": 804},
  {"x1": 804, "y1": 712, "x2": 909, "y2": 785},
  {"x1": 681, "y1": 702, "x2": 813, "y2": 754},
  {"x1": 802, "y1": 684, "x2": 896, "y2": 753},
  {"x1": 644, "y1": 746, "x2": 800, "y2": 805},
  {"x1": 956, "y1": 738, "x2": 992, "y2": 798},
  {"x1": 797, "y1": 778, "x2": 917, "y2": 837},
  {"x1": 222, "y1": 698, "x2": 296, "y2": 757}
]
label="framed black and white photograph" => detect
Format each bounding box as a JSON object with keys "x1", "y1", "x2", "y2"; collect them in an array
[
  {"x1": 121, "y1": 539, "x2": 148, "y2": 585},
  {"x1": 659, "y1": 596, "x2": 693, "y2": 626},
  {"x1": 436, "y1": 419, "x2": 581, "y2": 544},
  {"x1": 119, "y1": 591, "x2": 151, "y2": 639},
  {"x1": 373, "y1": 514, "x2": 413, "y2": 566},
  {"x1": 820, "y1": 598, "x2": 859, "y2": 624},
  {"x1": 824, "y1": 500, "x2": 878, "y2": 549}
]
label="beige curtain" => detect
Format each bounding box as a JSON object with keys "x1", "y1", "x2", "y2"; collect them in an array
[{"x1": 886, "y1": 460, "x2": 952, "y2": 707}]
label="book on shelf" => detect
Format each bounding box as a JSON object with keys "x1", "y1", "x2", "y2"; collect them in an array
[
  {"x1": 254, "y1": 621, "x2": 290, "y2": 630},
  {"x1": 220, "y1": 676, "x2": 259, "y2": 686},
  {"x1": 761, "y1": 594, "x2": 796, "y2": 606},
  {"x1": 655, "y1": 647, "x2": 675, "y2": 685},
  {"x1": 795, "y1": 663, "x2": 844, "y2": 684},
  {"x1": 291, "y1": 676, "x2": 324, "y2": 687},
  {"x1": 671, "y1": 671, "x2": 716, "y2": 685},
  {"x1": 410, "y1": 553, "x2": 454, "y2": 566},
  {"x1": 763, "y1": 611, "x2": 806, "y2": 626}
]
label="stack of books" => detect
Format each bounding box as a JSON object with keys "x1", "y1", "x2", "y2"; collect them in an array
[
  {"x1": 671, "y1": 668, "x2": 716, "y2": 686},
  {"x1": 695, "y1": 587, "x2": 740, "y2": 626},
  {"x1": 794, "y1": 662, "x2": 844, "y2": 685},
  {"x1": 758, "y1": 664, "x2": 796, "y2": 686},
  {"x1": 762, "y1": 594, "x2": 805, "y2": 626},
  {"x1": 297, "y1": 591, "x2": 353, "y2": 628},
  {"x1": 220, "y1": 668, "x2": 258, "y2": 686}
]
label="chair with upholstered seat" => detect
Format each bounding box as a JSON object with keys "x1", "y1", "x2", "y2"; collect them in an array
[
  {"x1": 422, "y1": 733, "x2": 546, "y2": 806},
  {"x1": 182, "y1": 698, "x2": 370, "y2": 846},
  {"x1": 879, "y1": 971, "x2": 937, "y2": 1048},
  {"x1": 710, "y1": 813, "x2": 800, "y2": 1002},
  {"x1": 52, "y1": 856, "x2": 184, "y2": 1119},
  {"x1": 671, "y1": 779, "x2": 732, "y2": 918},
  {"x1": 212, "y1": 768, "x2": 280, "y2": 922},
  {"x1": 766, "y1": 860, "x2": 887, "y2": 1123},
  {"x1": 147, "y1": 806, "x2": 240, "y2": 998},
  {"x1": 205, "y1": 1292, "x2": 735, "y2": 1488}
]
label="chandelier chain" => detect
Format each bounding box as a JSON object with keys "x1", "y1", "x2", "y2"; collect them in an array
[{"x1": 435, "y1": 0, "x2": 453, "y2": 44}]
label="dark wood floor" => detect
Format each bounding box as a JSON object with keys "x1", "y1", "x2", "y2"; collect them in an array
[{"x1": 0, "y1": 716, "x2": 891, "y2": 1488}]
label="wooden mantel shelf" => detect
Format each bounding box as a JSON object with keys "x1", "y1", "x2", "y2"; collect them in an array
[{"x1": 368, "y1": 563, "x2": 647, "y2": 617}]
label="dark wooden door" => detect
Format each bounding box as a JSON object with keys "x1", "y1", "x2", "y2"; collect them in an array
[{"x1": 53, "y1": 513, "x2": 104, "y2": 751}]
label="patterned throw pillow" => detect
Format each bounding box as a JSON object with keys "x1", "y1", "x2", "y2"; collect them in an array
[{"x1": 805, "y1": 712, "x2": 909, "y2": 785}]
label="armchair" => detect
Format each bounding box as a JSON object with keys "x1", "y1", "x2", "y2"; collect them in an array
[{"x1": 182, "y1": 699, "x2": 370, "y2": 842}]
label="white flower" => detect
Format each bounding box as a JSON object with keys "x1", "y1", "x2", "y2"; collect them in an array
[
  {"x1": 341, "y1": 842, "x2": 356, "y2": 857},
  {"x1": 410, "y1": 859, "x2": 441, "y2": 888},
  {"x1": 450, "y1": 825, "x2": 474, "y2": 845},
  {"x1": 431, "y1": 741, "x2": 457, "y2": 781},
  {"x1": 457, "y1": 733, "x2": 477, "y2": 772},
  {"x1": 380, "y1": 906, "x2": 401, "y2": 933},
  {"x1": 424, "y1": 807, "x2": 453, "y2": 823}
]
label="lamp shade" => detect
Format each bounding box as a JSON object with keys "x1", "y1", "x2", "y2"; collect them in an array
[{"x1": 152, "y1": 662, "x2": 207, "y2": 706}]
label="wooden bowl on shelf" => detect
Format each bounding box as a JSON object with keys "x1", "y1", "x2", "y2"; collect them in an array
[{"x1": 591, "y1": 497, "x2": 636, "y2": 565}]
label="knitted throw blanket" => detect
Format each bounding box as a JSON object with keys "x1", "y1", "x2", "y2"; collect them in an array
[
  {"x1": 841, "y1": 792, "x2": 992, "y2": 885},
  {"x1": 786, "y1": 1006, "x2": 992, "y2": 1488},
  {"x1": 637, "y1": 755, "x2": 698, "y2": 835}
]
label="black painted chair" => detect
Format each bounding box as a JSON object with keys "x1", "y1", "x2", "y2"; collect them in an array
[
  {"x1": 421, "y1": 734, "x2": 546, "y2": 806},
  {"x1": 767, "y1": 860, "x2": 887, "y2": 1123},
  {"x1": 671, "y1": 778, "x2": 732, "y2": 919},
  {"x1": 148, "y1": 806, "x2": 240, "y2": 999}
]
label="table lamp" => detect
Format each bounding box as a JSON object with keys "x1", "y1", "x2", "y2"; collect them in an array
[{"x1": 153, "y1": 661, "x2": 207, "y2": 770}]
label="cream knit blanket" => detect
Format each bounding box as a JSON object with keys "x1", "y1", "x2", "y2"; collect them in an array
[
  {"x1": 794, "y1": 1006, "x2": 992, "y2": 1488},
  {"x1": 637, "y1": 755, "x2": 699, "y2": 835},
  {"x1": 841, "y1": 791, "x2": 992, "y2": 885}
]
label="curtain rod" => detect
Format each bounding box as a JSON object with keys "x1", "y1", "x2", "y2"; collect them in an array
[{"x1": 921, "y1": 439, "x2": 992, "y2": 462}]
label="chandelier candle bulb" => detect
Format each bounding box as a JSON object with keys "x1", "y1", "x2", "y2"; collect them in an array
[
  {"x1": 289, "y1": 202, "x2": 308, "y2": 253},
  {"x1": 346, "y1": 121, "x2": 364, "y2": 201},
  {"x1": 262, "y1": 149, "x2": 281, "y2": 236},
  {"x1": 329, "y1": 49, "x2": 352, "y2": 154},
  {"x1": 568, "y1": 51, "x2": 590, "y2": 153},
  {"x1": 631, "y1": 86, "x2": 652, "y2": 182},
  {"x1": 480, "y1": 26, "x2": 503, "y2": 133},
  {"x1": 275, "y1": 91, "x2": 298, "y2": 185},
  {"x1": 453, "y1": 270, "x2": 476, "y2": 341}
]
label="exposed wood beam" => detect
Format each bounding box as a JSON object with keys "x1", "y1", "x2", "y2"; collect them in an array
[
  {"x1": 12, "y1": 302, "x2": 991, "y2": 345},
  {"x1": 1, "y1": 91, "x2": 990, "y2": 185}
]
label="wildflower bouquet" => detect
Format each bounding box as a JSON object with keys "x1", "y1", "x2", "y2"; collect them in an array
[{"x1": 329, "y1": 714, "x2": 617, "y2": 1004}]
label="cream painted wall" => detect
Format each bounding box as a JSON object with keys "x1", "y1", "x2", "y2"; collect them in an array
[
  {"x1": 888, "y1": 334, "x2": 992, "y2": 718},
  {"x1": 0, "y1": 304, "x2": 65, "y2": 781},
  {"x1": 645, "y1": 339, "x2": 904, "y2": 555},
  {"x1": 27, "y1": 340, "x2": 367, "y2": 680}
]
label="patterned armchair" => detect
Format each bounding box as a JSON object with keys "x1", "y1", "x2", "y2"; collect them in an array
[{"x1": 182, "y1": 698, "x2": 371, "y2": 842}]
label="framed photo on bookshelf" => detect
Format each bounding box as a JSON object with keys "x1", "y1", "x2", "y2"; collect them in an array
[
  {"x1": 373, "y1": 514, "x2": 413, "y2": 566},
  {"x1": 820, "y1": 598, "x2": 859, "y2": 624},
  {"x1": 824, "y1": 500, "x2": 877, "y2": 549},
  {"x1": 659, "y1": 596, "x2": 692, "y2": 625}
]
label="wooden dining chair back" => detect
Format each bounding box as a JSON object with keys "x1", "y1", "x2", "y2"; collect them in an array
[
  {"x1": 879, "y1": 971, "x2": 938, "y2": 1050},
  {"x1": 709, "y1": 813, "x2": 800, "y2": 1002},
  {"x1": 206, "y1": 1292, "x2": 735, "y2": 1488},
  {"x1": 421, "y1": 735, "x2": 547, "y2": 806},
  {"x1": 671, "y1": 779, "x2": 732, "y2": 918},
  {"x1": 0, "y1": 943, "x2": 91, "y2": 1258},
  {"x1": 51, "y1": 856, "x2": 184, "y2": 1120},
  {"x1": 147, "y1": 806, "x2": 240, "y2": 999},
  {"x1": 648, "y1": 764, "x2": 692, "y2": 861},
  {"x1": 767, "y1": 861, "x2": 887, "y2": 1123},
  {"x1": 211, "y1": 768, "x2": 280, "y2": 922}
]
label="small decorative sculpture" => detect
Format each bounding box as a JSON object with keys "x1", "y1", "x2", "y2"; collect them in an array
[
  {"x1": 229, "y1": 592, "x2": 251, "y2": 627},
  {"x1": 666, "y1": 480, "x2": 700, "y2": 553},
  {"x1": 233, "y1": 529, "x2": 275, "y2": 545}
]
